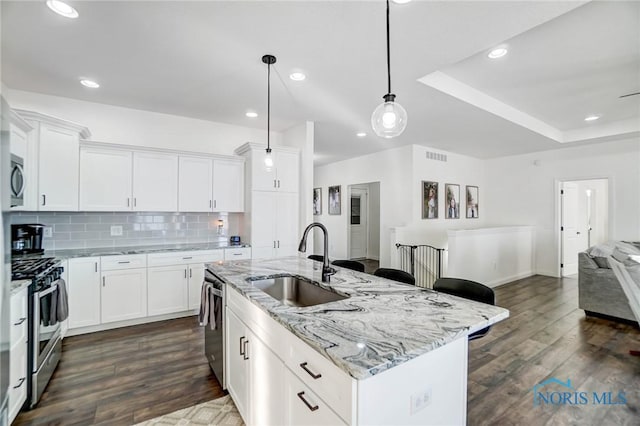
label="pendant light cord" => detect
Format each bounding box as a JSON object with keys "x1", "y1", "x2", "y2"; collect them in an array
[
  {"x1": 386, "y1": 0, "x2": 391, "y2": 95},
  {"x1": 267, "y1": 61, "x2": 271, "y2": 150}
]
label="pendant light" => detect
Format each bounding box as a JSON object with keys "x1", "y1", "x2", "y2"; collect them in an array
[
  {"x1": 371, "y1": 0, "x2": 407, "y2": 138},
  {"x1": 262, "y1": 54, "x2": 276, "y2": 170}
]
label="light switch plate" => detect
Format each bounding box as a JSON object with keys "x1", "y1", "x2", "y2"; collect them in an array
[
  {"x1": 410, "y1": 387, "x2": 432, "y2": 415},
  {"x1": 110, "y1": 225, "x2": 123, "y2": 236}
]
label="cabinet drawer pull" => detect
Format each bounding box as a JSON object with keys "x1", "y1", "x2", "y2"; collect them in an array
[
  {"x1": 13, "y1": 377, "x2": 26, "y2": 389},
  {"x1": 240, "y1": 336, "x2": 245, "y2": 356},
  {"x1": 299, "y1": 362, "x2": 322, "y2": 379},
  {"x1": 297, "y1": 391, "x2": 319, "y2": 412},
  {"x1": 183, "y1": 256, "x2": 193, "y2": 260},
  {"x1": 117, "y1": 261, "x2": 130, "y2": 264},
  {"x1": 13, "y1": 317, "x2": 27, "y2": 326},
  {"x1": 233, "y1": 253, "x2": 242, "y2": 256},
  {"x1": 243, "y1": 340, "x2": 249, "y2": 360}
]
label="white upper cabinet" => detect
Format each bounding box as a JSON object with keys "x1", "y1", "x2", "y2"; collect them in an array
[
  {"x1": 80, "y1": 147, "x2": 133, "y2": 211},
  {"x1": 251, "y1": 151, "x2": 277, "y2": 192},
  {"x1": 238, "y1": 143, "x2": 299, "y2": 193},
  {"x1": 15, "y1": 110, "x2": 90, "y2": 212},
  {"x1": 274, "y1": 151, "x2": 300, "y2": 193},
  {"x1": 133, "y1": 151, "x2": 179, "y2": 212},
  {"x1": 9, "y1": 110, "x2": 33, "y2": 211},
  {"x1": 179, "y1": 156, "x2": 213, "y2": 212},
  {"x1": 213, "y1": 159, "x2": 244, "y2": 212}
]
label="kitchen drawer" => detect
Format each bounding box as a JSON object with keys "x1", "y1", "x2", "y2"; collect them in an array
[
  {"x1": 284, "y1": 327, "x2": 354, "y2": 423},
  {"x1": 9, "y1": 342, "x2": 27, "y2": 423},
  {"x1": 224, "y1": 247, "x2": 251, "y2": 261},
  {"x1": 147, "y1": 249, "x2": 223, "y2": 267},
  {"x1": 10, "y1": 286, "x2": 28, "y2": 349},
  {"x1": 101, "y1": 254, "x2": 147, "y2": 271},
  {"x1": 284, "y1": 367, "x2": 346, "y2": 426}
]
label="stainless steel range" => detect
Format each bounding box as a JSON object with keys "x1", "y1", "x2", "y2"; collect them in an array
[{"x1": 11, "y1": 257, "x2": 63, "y2": 409}]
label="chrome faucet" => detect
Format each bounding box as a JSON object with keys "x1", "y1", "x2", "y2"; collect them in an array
[{"x1": 298, "y1": 222, "x2": 336, "y2": 282}]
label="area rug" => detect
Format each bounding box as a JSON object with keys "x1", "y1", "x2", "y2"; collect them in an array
[{"x1": 135, "y1": 395, "x2": 244, "y2": 426}]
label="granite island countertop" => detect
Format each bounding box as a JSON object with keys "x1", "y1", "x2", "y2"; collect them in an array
[
  {"x1": 207, "y1": 257, "x2": 509, "y2": 380},
  {"x1": 13, "y1": 241, "x2": 250, "y2": 261}
]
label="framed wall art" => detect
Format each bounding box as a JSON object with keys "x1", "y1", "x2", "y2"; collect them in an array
[
  {"x1": 466, "y1": 185, "x2": 479, "y2": 218},
  {"x1": 313, "y1": 187, "x2": 322, "y2": 215},
  {"x1": 328, "y1": 185, "x2": 341, "y2": 215},
  {"x1": 422, "y1": 181, "x2": 438, "y2": 219},
  {"x1": 445, "y1": 184, "x2": 460, "y2": 219}
]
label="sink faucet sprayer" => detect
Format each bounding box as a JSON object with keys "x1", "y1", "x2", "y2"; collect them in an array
[{"x1": 298, "y1": 222, "x2": 336, "y2": 282}]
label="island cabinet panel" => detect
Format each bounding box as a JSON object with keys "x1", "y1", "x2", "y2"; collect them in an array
[
  {"x1": 226, "y1": 308, "x2": 251, "y2": 421},
  {"x1": 147, "y1": 265, "x2": 189, "y2": 316},
  {"x1": 249, "y1": 330, "x2": 285, "y2": 426},
  {"x1": 67, "y1": 257, "x2": 101, "y2": 329},
  {"x1": 284, "y1": 368, "x2": 346, "y2": 426}
]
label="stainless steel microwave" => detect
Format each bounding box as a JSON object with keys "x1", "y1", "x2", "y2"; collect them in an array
[{"x1": 10, "y1": 153, "x2": 24, "y2": 207}]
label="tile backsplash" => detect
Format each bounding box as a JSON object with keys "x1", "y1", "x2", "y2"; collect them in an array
[{"x1": 10, "y1": 211, "x2": 243, "y2": 250}]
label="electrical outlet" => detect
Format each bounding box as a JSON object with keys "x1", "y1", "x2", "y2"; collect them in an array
[
  {"x1": 43, "y1": 227, "x2": 53, "y2": 238},
  {"x1": 410, "y1": 387, "x2": 432, "y2": 415},
  {"x1": 110, "y1": 225, "x2": 123, "y2": 236}
]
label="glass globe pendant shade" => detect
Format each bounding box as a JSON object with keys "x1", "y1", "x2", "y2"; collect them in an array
[
  {"x1": 264, "y1": 149, "x2": 274, "y2": 171},
  {"x1": 371, "y1": 95, "x2": 407, "y2": 138}
]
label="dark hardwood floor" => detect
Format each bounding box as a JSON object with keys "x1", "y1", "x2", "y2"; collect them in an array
[
  {"x1": 14, "y1": 274, "x2": 640, "y2": 425},
  {"x1": 14, "y1": 317, "x2": 224, "y2": 426}
]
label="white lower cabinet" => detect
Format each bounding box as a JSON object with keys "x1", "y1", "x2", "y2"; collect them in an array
[
  {"x1": 9, "y1": 286, "x2": 29, "y2": 424},
  {"x1": 101, "y1": 268, "x2": 148, "y2": 323},
  {"x1": 147, "y1": 265, "x2": 189, "y2": 316},
  {"x1": 284, "y1": 368, "x2": 345, "y2": 426},
  {"x1": 226, "y1": 308, "x2": 251, "y2": 421},
  {"x1": 67, "y1": 257, "x2": 101, "y2": 329},
  {"x1": 188, "y1": 263, "x2": 206, "y2": 310}
]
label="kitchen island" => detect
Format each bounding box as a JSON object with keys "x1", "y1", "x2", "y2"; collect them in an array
[{"x1": 208, "y1": 257, "x2": 509, "y2": 425}]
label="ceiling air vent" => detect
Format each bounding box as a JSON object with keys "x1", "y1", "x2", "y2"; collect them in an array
[{"x1": 425, "y1": 151, "x2": 447, "y2": 162}]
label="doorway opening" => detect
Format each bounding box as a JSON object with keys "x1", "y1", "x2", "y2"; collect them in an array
[
  {"x1": 347, "y1": 182, "x2": 380, "y2": 271},
  {"x1": 559, "y1": 178, "x2": 609, "y2": 277}
]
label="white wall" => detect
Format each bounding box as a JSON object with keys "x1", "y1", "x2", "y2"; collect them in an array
[
  {"x1": 5, "y1": 89, "x2": 282, "y2": 155},
  {"x1": 485, "y1": 137, "x2": 640, "y2": 276},
  {"x1": 283, "y1": 121, "x2": 314, "y2": 249},
  {"x1": 313, "y1": 145, "x2": 414, "y2": 266}
]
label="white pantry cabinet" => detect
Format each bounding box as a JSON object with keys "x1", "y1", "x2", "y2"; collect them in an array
[
  {"x1": 133, "y1": 151, "x2": 179, "y2": 212},
  {"x1": 250, "y1": 191, "x2": 299, "y2": 259},
  {"x1": 80, "y1": 147, "x2": 133, "y2": 211},
  {"x1": 67, "y1": 257, "x2": 101, "y2": 329},
  {"x1": 244, "y1": 147, "x2": 300, "y2": 193}
]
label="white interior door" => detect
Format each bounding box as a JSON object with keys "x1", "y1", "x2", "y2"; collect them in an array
[
  {"x1": 561, "y1": 182, "x2": 582, "y2": 276},
  {"x1": 349, "y1": 188, "x2": 368, "y2": 260}
]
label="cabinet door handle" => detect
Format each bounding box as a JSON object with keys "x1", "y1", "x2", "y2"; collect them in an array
[
  {"x1": 134, "y1": 198, "x2": 137, "y2": 207},
  {"x1": 243, "y1": 340, "x2": 249, "y2": 360},
  {"x1": 277, "y1": 240, "x2": 280, "y2": 248},
  {"x1": 240, "y1": 336, "x2": 245, "y2": 356},
  {"x1": 278, "y1": 180, "x2": 280, "y2": 188},
  {"x1": 210, "y1": 200, "x2": 212, "y2": 208},
  {"x1": 189, "y1": 268, "x2": 192, "y2": 278},
  {"x1": 42, "y1": 194, "x2": 46, "y2": 206},
  {"x1": 214, "y1": 200, "x2": 217, "y2": 208},
  {"x1": 127, "y1": 198, "x2": 130, "y2": 207},
  {"x1": 13, "y1": 377, "x2": 26, "y2": 389},
  {"x1": 102, "y1": 277, "x2": 106, "y2": 287},
  {"x1": 297, "y1": 391, "x2": 319, "y2": 412},
  {"x1": 95, "y1": 262, "x2": 98, "y2": 272},
  {"x1": 184, "y1": 269, "x2": 187, "y2": 279},
  {"x1": 299, "y1": 362, "x2": 322, "y2": 379},
  {"x1": 273, "y1": 179, "x2": 277, "y2": 188},
  {"x1": 13, "y1": 317, "x2": 27, "y2": 326}
]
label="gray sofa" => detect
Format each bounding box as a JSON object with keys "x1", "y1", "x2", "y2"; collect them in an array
[{"x1": 578, "y1": 250, "x2": 636, "y2": 323}]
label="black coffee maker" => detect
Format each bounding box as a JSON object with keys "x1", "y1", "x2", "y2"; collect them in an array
[{"x1": 11, "y1": 224, "x2": 46, "y2": 255}]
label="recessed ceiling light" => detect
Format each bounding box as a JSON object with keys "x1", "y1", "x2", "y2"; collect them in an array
[
  {"x1": 80, "y1": 79, "x2": 99, "y2": 88},
  {"x1": 392, "y1": 0, "x2": 412, "y2": 4},
  {"x1": 584, "y1": 115, "x2": 600, "y2": 122},
  {"x1": 487, "y1": 47, "x2": 508, "y2": 59},
  {"x1": 356, "y1": 132, "x2": 367, "y2": 137},
  {"x1": 289, "y1": 72, "x2": 306, "y2": 81},
  {"x1": 245, "y1": 111, "x2": 258, "y2": 118},
  {"x1": 46, "y1": 0, "x2": 79, "y2": 19}
]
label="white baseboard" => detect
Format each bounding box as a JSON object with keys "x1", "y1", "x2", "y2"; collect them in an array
[
  {"x1": 536, "y1": 269, "x2": 560, "y2": 278},
  {"x1": 66, "y1": 310, "x2": 198, "y2": 337},
  {"x1": 486, "y1": 270, "x2": 535, "y2": 288}
]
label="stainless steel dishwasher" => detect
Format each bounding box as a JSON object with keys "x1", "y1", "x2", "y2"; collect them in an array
[{"x1": 203, "y1": 270, "x2": 226, "y2": 389}]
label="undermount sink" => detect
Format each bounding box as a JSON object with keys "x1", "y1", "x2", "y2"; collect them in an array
[{"x1": 249, "y1": 275, "x2": 348, "y2": 307}]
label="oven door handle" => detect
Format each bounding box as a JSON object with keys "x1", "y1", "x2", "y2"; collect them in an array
[{"x1": 38, "y1": 283, "x2": 58, "y2": 298}]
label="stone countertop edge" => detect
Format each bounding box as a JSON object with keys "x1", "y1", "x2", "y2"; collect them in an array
[
  {"x1": 11, "y1": 279, "x2": 31, "y2": 295},
  {"x1": 207, "y1": 257, "x2": 510, "y2": 381},
  {"x1": 13, "y1": 242, "x2": 251, "y2": 261}
]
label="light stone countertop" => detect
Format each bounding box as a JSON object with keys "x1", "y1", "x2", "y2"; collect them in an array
[
  {"x1": 13, "y1": 242, "x2": 250, "y2": 261},
  {"x1": 207, "y1": 257, "x2": 509, "y2": 380},
  {"x1": 11, "y1": 279, "x2": 31, "y2": 295}
]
